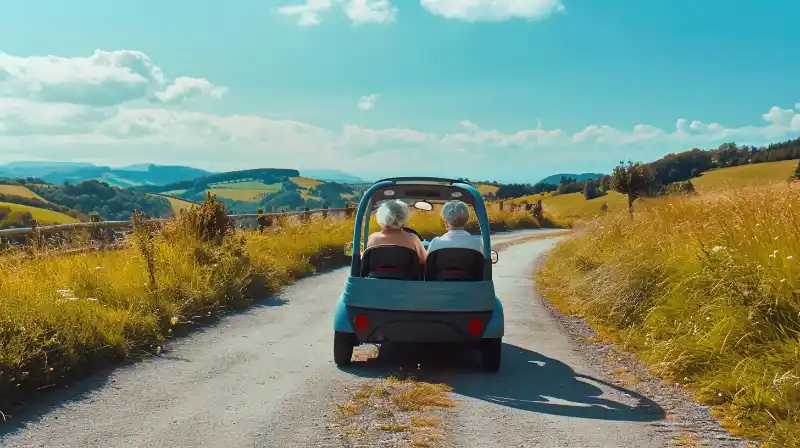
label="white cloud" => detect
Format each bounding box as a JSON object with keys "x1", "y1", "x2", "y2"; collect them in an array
[
  {"x1": 357, "y1": 94, "x2": 379, "y2": 110},
  {"x1": 277, "y1": 0, "x2": 335, "y2": 26},
  {"x1": 279, "y1": 0, "x2": 396, "y2": 26},
  {"x1": 420, "y1": 0, "x2": 565, "y2": 22},
  {"x1": 345, "y1": 0, "x2": 398, "y2": 23},
  {"x1": 2, "y1": 49, "x2": 799, "y2": 182},
  {"x1": 0, "y1": 50, "x2": 226, "y2": 106}
]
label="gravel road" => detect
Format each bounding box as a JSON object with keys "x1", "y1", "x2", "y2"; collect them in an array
[{"x1": 0, "y1": 229, "x2": 739, "y2": 448}]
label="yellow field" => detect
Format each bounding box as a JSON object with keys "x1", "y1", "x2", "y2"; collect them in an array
[
  {"x1": 476, "y1": 183, "x2": 500, "y2": 196},
  {"x1": 510, "y1": 192, "x2": 552, "y2": 204},
  {"x1": 692, "y1": 159, "x2": 798, "y2": 191},
  {"x1": 207, "y1": 188, "x2": 265, "y2": 202},
  {"x1": 0, "y1": 202, "x2": 79, "y2": 225},
  {"x1": 0, "y1": 185, "x2": 47, "y2": 202},
  {"x1": 537, "y1": 183, "x2": 800, "y2": 446},
  {"x1": 290, "y1": 177, "x2": 323, "y2": 189},
  {"x1": 147, "y1": 194, "x2": 196, "y2": 216},
  {"x1": 0, "y1": 196, "x2": 548, "y2": 412}
]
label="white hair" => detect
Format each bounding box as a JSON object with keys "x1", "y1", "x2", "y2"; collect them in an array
[
  {"x1": 376, "y1": 199, "x2": 410, "y2": 229},
  {"x1": 441, "y1": 200, "x2": 470, "y2": 227}
]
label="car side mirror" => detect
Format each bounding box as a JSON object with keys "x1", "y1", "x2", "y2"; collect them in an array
[{"x1": 490, "y1": 250, "x2": 499, "y2": 264}]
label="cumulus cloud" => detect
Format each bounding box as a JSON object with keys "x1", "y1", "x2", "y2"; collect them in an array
[
  {"x1": 419, "y1": 0, "x2": 565, "y2": 22},
  {"x1": 279, "y1": 0, "x2": 396, "y2": 26},
  {"x1": 0, "y1": 50, "x2": 226, "y2": 106},
  {"x1": 357, "y1": 94, "x2": 379, "y2": 110},
  {"x1": 3, "y1": 48, "x2": 799, "y2": 181}
]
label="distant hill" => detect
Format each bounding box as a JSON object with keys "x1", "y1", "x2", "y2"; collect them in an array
[
  {"x1": 536, "y1": 173, "x2": 605, "y2": 185},
  {"x1": 300, "y1": 169, "x2": 366, "y2": 184},
  {"x1": 0, "y1": 162, "x2": 212, "y2": 187}
]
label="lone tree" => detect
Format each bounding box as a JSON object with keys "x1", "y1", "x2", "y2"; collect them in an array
[
  {"x1": 583, "y1": 179, "x2": 598, "y2": 200},
  {"x1": 610, "y1": 161, "x2": 653, "y2": 214}
]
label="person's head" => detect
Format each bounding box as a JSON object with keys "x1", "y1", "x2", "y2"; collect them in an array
[
  {"x1": 441, "y1": 200, "x2": 470, "y2": 230},
  {"x1": 375, "y1": 199, "x2": 410, "y2": 230}
]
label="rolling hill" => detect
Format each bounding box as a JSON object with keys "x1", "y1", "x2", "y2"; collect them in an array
[
  {"x1": 691, "y1": 159, "x2": 797, "y2": 191},
  {"x1": 536, "y1": 173, "x2": 604, "y2": 185},
  {"x1": 0, "y1": 185, "x2": 47, "y2": 202},
  {"x1": 0, "y1": 202, "x2": 80, "y2": 227},
  {"x1": 0, "y1": 162, "x2": 211, "y2": 187}
]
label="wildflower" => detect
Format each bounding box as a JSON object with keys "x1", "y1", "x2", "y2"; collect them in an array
[
  {"x1": 86, "y1": 298, "x2": 98, "y2": 301},
  {"x1": 711, "y1": 246, "x2": 725, "y2": 253},
  {"x1": 788, "y1": 256, "x2": 794, "y2": 261},
  {"x1": 67, "y1": 297, "x2": 79, "y2": 301},
  {"x1": 769, "y1": 250, "x2": 778, "y2": 258},
  {"x1": 95, "y1": 266, "x2": 104, "y2": 270},
  {"x1": 155, "y1": 346, "x2": 162, "y2": 355},
  {"x1": 170, "y1": 316, "x2": 179, "y2": 326}
]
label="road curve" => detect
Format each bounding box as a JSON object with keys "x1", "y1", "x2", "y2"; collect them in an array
[{"x1": 0, "y1": 229, "x2": 668, "y2": 448}]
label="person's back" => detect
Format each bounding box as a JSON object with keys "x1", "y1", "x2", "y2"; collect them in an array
[
  {"x1": 427, "y1": 229, "x2": 483, "y2": 254},
  {"x1": 368, "y1": 229, "x2": 426, "y2": 263},
  {"x1": 427, "y1": 200, "x2": 484, "y2": 255},
  {"x1": 366, "y1": 200, "x2": 426, "y2": 264}
]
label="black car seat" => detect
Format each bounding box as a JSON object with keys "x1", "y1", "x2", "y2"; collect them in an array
[
  {"x1": 360, "y1": 245, "x2": 421, "y2": 280},
  {"x1": 424, "y1": 248, "x2": 484, "y2": 281}
]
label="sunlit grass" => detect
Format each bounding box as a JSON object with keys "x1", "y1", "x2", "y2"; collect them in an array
[
  {"x1": 536, "y1": 183, "x2": 800, "y2": 447},
  {"x1": 0, "y1": 201, "x2": 79, "y2": 225},
  {"x1": 692, "y1": 159, "x2": 798, "y2": 192},
  {"x1": 0, "y1": 185, "x2": 47, "y2": 202},
  {"x1": 0, "y1": 203, "x2": 547, "y2": 412}
]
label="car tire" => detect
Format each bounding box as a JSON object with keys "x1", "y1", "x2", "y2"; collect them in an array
[
  {"x1": 481, "y1": 338, "x2": 502, "y2": 372},
  {"x1": 334, "y1": 331, "x2": 355, "y2": 366}
]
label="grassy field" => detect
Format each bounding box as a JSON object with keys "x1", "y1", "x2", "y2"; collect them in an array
[
  {"x1": 147, "y1": 194, "x2": 196, "y2": 216},
  {"x1": 0, "y1": 202, "x2": 79, "y2": 225},
  {"x1": 0, "y1": 197, "x2": 548, "y2": 412},
  {"x1": 536, "y1": 183, "x2": 800, "y2": 447},
  {"x1": 692, "y1": 159, "x2": 797, "y2": 191},
  {"x1": 290, "y1": 176, "x2": 323, "y2": 190},
  {"x1": 208, "y1": 181, "x2": 281, "y2": 191},
  {"x1": 476, "y1": 183, "x2": 500, "y2": 196},
  {"x1": 0, "y1": 185, "x2": 47, "y2": 202}
]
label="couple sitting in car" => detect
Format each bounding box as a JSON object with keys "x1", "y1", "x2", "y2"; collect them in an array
[{"x1": 366, "y1": 199, "x2": 483, "y2": 265}]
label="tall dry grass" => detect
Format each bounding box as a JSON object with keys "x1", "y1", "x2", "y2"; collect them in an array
[
  {"x1": 0, "y1": 198, "x2": 548, "y2": 413},
  {"x1": 536, "y1": 183, "x2": 800, "y2": 447}
]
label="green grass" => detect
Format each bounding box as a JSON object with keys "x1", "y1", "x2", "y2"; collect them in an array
[
  {"x1": 0, "y1": 185, "x2": 47, "y2": 202},
  {"x1": 147, "y1": 194, "x2": 196, "y2": 216},
  {"x1": 536, "y1": 183, "x2": 800, "y2": 447},
  {"x1": 208, "y1": 181, "x2": 281, "y2": 191},
  {"x1": 0, "y1": 202, "x2": 79, "y2": 225},
  {"x1": 692, "y1": 159, "x2": 798, "y2": 191}
]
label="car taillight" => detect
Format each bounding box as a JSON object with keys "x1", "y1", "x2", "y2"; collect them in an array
[
  {"x1": 354, "y1": 314, "x2": 370, "y2": 332},
  {"x1": 467, "y1": 318, "x2": 483, "y2": 336}
]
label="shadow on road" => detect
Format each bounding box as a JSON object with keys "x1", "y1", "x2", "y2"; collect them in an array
[{"x1": 340, "y1": 342, "x2": 665, "y2": 422}]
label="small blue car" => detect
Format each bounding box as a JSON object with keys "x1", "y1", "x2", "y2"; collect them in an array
[{"x1": 333, "y1": 177, "x2": 503, "y2": 371}]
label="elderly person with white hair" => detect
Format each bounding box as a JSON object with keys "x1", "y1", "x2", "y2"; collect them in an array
[
  {"x1": 426, "y1": 200, "x2": 483, "y2": 255},
  {"x1": 366, "y1": 199, "x2": 427, "y2": 265}
]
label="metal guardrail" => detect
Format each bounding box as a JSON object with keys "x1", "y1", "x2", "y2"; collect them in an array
[{"x1": 0, "y1": 208, "x2": 351, "y2": 239}]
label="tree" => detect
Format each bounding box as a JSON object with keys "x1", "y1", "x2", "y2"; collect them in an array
[
  {"x1": 610, "y1": 161, "x2": 653, "y2": 214},
  {"x1": 583, "y1": 179, "x2": 598, "y2": 200},
  {"x1": 795, "y1": 160, "x2": 800, "y2": 179}
]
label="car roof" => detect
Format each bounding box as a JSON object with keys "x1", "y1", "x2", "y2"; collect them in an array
[{"x1": 367, "y1": 178, "x2": 478, "y2": 208}]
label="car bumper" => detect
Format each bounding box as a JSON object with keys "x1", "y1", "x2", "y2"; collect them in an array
[{"x1": 346, "y1": 306, "x2": 493, "y2": 343}]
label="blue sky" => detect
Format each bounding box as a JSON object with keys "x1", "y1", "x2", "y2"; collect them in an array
[{"x1": 0, "y1": 0, "x2": 798, "y2": 182}]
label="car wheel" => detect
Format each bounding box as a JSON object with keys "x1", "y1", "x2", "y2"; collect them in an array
[
  {"x1": 481, "y1": 338, "x2": 502, "y2": 372},
  {"x1": 334, "y1": 331, "x2": 355, "y2": 366}
]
